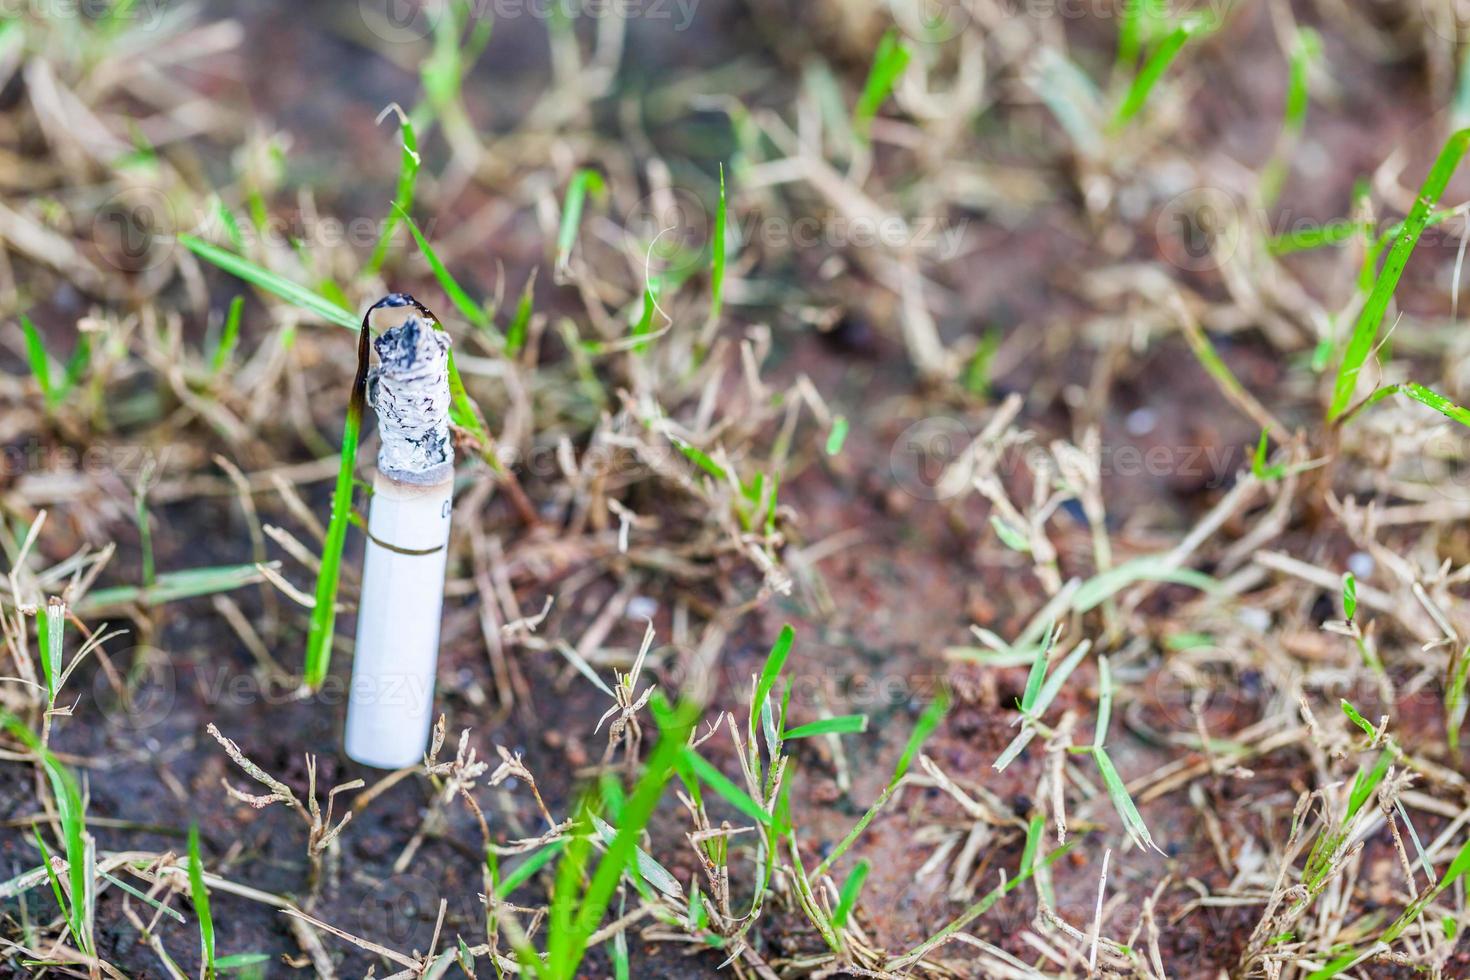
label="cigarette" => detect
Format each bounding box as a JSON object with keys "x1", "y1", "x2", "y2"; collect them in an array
[{"x1": 345, "y1": 294, "x2": 454, "y2": 769}]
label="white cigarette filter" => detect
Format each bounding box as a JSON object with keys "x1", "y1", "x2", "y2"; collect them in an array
[{"x1": 345, "y1": 300, "x2": 455, "y2": 769}]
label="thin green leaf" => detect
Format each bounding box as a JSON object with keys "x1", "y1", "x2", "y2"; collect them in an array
[
  {"x1": 1019, "y1": 635, "x2": 1051, "y2": 714},
  {"x1": 1396, "y1": 381, "x2": 1470, "y2": 427},
  {"x1": 708, "y1": 164, "x2": 728, "y2": 326},
  {"x1": 76, "y1": 563, "x2": 269, "y2": 613},
  {"x1": 505, "y1": 271, "x2": 537, "y2": 355},
  {"x1": 832, "y1": 859, "x2": 870, "y2": 929},
  {"x1": 990, "y1": 515, "x2": 1031, "y2": 553},
  {"x1": 1072, "y1": 555, "x2": 1216, "y2": 613},
  {"x1": 180, "y1": 235, "x2": 358, "y2": 329},
  {"x1": 1330, "y1": 129, "x2": 1470, "y2": 420},
  {"x1": 303, "y1": 306, "x2": 370, "y2": 689},
  {"x1": 395, "y1": 207, "x2": 496, "y2": 335},
  {"x1": 854, "y1": 30, "x2": 910, "y2": 140},
  {"x1": 1091, "y1": 747, "x2": 1159, "y2": 853},
  {"x1": 189, "y1": 823, "x2": 215, "y2": 979},
  {"x1": 493, "y1": 839, "x2": 566, "y2": 900},
  {"x1": 751, "y1": 625, "x2": 794, "y2": 741},
  {"x1": 367, "y1": 111, "x2": 420, "y2": 275},
  {"x1": 1345, "y1": 748, "x2": 1392, "y2": 822},
  {"x1": 683, "y1": 749, "x2": 772, "y2": 826},
  {"x1": 782, "y1": 714, "x2": 869, "y2": 740},
  {"x1": 1094, "y1": 656, "x2": 1113, "y2": 750},
  {"x1": 891, "y1": 689, "x2": 949, "y2": 789},
  {"x1": 555, "y1": 169, "x2": 606, "y2": 280},
  {"x1": 590, "y1": 813, "x2": 684, "y2": 900},
  {"x1": 21, "y1": 316, "x2": 55, "y2": 407},
  {"x1": 552, "y1": 699, "x2": 700, "y2": 978},
  {"x1": 889, "y1": 838, "x2": 1079, "y2": 971},
  {"x1": 1113, "y1": 14, "x2": 1215, "y2": 128},
  {"x1": 825, "y1": 416, "x2": 849, "y2": 456},
  {"x1": 1340, "y1": 699, "x2": 1374, "y2": 739},
  {"x1": 211, "y1": 297, "x2": 245, "y2": 374}
]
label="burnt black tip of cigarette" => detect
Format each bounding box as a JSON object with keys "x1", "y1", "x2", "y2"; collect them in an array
[
  {"x1": 369, "y1": 292, "x2": 433, "y2": 318},
  {"x1": 373, "y1": 318, "x2": 451, "y2": 376}
]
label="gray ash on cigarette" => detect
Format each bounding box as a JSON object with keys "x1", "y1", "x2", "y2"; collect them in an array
[{"x1": 368, "y1": 316, "x2": 454, "y2": 484}]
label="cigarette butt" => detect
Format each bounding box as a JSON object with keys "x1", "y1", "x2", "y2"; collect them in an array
[{"x1": 345, "y1": 471, "x2": 453, "y2": 769}]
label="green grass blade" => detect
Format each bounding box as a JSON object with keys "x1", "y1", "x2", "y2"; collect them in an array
[
  {"x1": 552, "y1": 699, "x2": 700, "y2": 979},
  {"x1": 708, "y1": 164, "x2": 728, "y2": 326},
  {"x1": 1448, "y1": 644, "x2": 1470, "y2": 751},
  {"x1": 1345, "y1": 748, "x2": 1393, "y2": 822},
  {"x1": 1260, "y1": 28, "x2": 1320, "y2": 207},
  {"x1": 6, "y1": 720, "x2": 90, "y2": 952},
  {"x1": 180, "y1": 235, "x2": 359, "y2": 330},
  {"x1": 1116, "y1": 0, "x2": 1165, "y2": 67},
  {"x1": 998, "y1": 640, "x2": 1091, "y2": 773},
  {"x1": 135, "y1": 483, "x2": 155, "y2": 589},
  {"x1": 214, "y1": 954, "x2": 270, "y2": 973},
  {"x1": 20, "y1": 315, "x2": 55, "y2": 407},
  {"x1": 750, "y1": 625, "x2": 794, "y2": 744},
  {"x1": 1091, "y1": 746, "x2": 1159, "y2": 853},
  {"x1": 1340, "y1": 699, "x2": 1374, "y2": 738},
  {"x1": 683, "y1": 749, "x2": 772, "y2": 826},
  {"x1": 189, "y1": 823, "x2": 215, "y2": 979},
  {"x1": 395, "y1": 207, "x2": 496, "y2": 336},
  {"x1": 1329, "y1": 130, "x2": 1470, "y2": 420},
  {"x1": 1112, "y1": 14, "x2": 1213, "y2": 128},
  {"x1": 303, "y1": 310, "x2": 370, "y2": 689},
  {"x1": 990, "y1": 515, "x2": 1031, "y2": 552},
  {"x1": 211, "y1": 297, "x2": 245, "y2": 374},
  {"x1": 32, "y1": 827, "x2": 71, "y2": 937},
  {"x1": 631, "y1": 283, "x2": 659, "y2": 354},
  {"x1": 1030, "y1": 640, "x2": 1091, "y2": 719},
  {"x1": 75, "y1": 563, "x2": 269, "y2": 613},
  {"x1": 1396, "y1": 382, "x2": 1470, "y2": 426},
  {"x1": 1093, "y1": 656, "x2": 1113, "y2": 749},
  {"x1": 853, "y1": 30, "x2": 910, "y2": 140},
  {"x1": 825, "y1": 416, "x2": 849, "y2": 456},
  {"x1": 890, "y1": 688, "x2": 949, "y2": 789},
  {"x1": 367, "y1": 113, "x2": 420, "y2": 275},
  {"x1": 590, "y1": 813, "x2": 683, "y2": 900},
  {"x1": 1018, "y1": 634, "x2": 1050, "y2": 714},
  {"x1": 493, "y1": 839, "x2": 566, "y2": 900},
  {"x1": 811, "y1": 691, "x2": 949, "y2": 881},
  {"x1": 505, "y1": 271, "x2": 537, "y2": 355},
  {"x1": 889, "y1": 838, "x2": 1078, "y2": 971},
  {"x1": 782, "y1": 714, "x2": 869, "y2": 740},
  {"x1": 1267, "y1": 220, "x2": 1363, "y2": 256},
  {"x1": 1073, "y1": 556, "x2": 1216, "y2": 613},
  {"x1": 832, "y1": 859, "x2": 870, "y2": 929},
  {"x1": 40, "y1": 600, "x2": 63, "y2": 703},
  {"x1": 555, "y1": 169, "x2": 606, "y2": 280}
]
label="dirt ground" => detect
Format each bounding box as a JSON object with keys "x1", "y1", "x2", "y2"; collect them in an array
[{"x1": 8, "y1": 0, "x2": 1470, "y2": 977}]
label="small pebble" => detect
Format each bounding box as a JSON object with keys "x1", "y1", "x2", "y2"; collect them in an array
[
  {"x1": 1237, "y1": 607, "x2": 1272, "y2": 633},
  {"x1": 1126, "y1": 407, "x2": 1159, "y2": 436}
]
